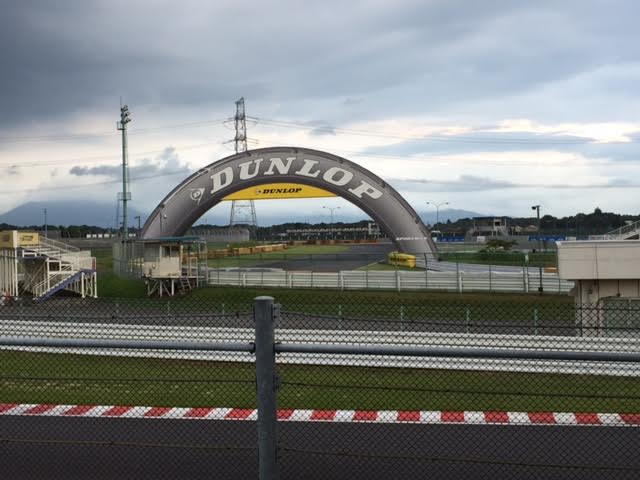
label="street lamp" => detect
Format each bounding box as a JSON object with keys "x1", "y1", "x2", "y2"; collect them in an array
[
  {"x1": 43, "y1": 208, "x2": 48, "y2": 238},
  {"x1": 531, "y1": 205, "x2": 542, "y2": 251},
  {"x1": 425, "y1": 201, "x2": 449, "y2": 226},
  {"x1": 323, "y1": 206, "x2": 340, "y2": 239},
  {"x1": 160, "y1": 213, "x2": 167, "y2": 234},
  {"x1": 531, "y1": 205, "x2": 543, "y2": 293}
]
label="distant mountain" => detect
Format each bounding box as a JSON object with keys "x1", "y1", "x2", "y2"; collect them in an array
[
  {"x1": 0, "y1": 202, "x2": 485, "y2": 229},
  {"x1": 0, "y1": 201, "x2": 146, "y2": 228}
]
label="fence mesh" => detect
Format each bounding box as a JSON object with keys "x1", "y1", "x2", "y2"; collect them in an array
[{"x1": 1, "y1": 292, "x2": 639, "y2": 479}]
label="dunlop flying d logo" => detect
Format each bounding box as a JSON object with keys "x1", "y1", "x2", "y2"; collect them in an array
[{"x1": 189, "y1": 188, "x2": 205, "y2": 204}]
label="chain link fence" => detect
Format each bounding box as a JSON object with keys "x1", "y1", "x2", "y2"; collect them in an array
[{"x1": 1, "y1": 292, "x2": 639, "y2": 479}]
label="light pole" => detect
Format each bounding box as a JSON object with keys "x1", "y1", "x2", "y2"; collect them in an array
[
  {"x1": 43, "y1": 208, "x2": 48, "y2": 238},
  {"x1": 134, "y1": 215, "x2": 141, "y2": 235},
  {"x1": 425, "y1": 201, "x2": 449, "y2": 226},
  {"x1": 531, "y1": 205, "x2": 543, "y2": 293},
  {"x1": 323, "y1": 206, "x2": 340, "y2": 239},
  {"x1": 160, "y1": 213, "x2": 167, "y2": 234}
]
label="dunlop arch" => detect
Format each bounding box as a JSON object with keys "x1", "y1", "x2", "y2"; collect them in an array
[{"x1": 141, "y1": 147, "x2": 437, "y2": 254}]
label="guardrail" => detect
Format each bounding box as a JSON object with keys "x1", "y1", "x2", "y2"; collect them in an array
[
  {"x1": 1, "y1": 317, "x2": 638, "y2": 376},
  {"x1": 207, "y1": 269, "x2": 573, "y2": 294},
  {"x1": 2, "y1": 296, "x2": 639, "y2": 480}
]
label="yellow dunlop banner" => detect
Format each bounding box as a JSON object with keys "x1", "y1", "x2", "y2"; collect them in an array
[{"x1": 223, "y1": 183, "x2": 336, "y2": 201}]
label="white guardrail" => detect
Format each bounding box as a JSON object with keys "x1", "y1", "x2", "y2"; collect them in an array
[
  {"x1": 1, "y1": 318, "x2": 636, "y2": 376},
  {"x1": 207, "y1": 269, "x2": 573, "y2": 294}
]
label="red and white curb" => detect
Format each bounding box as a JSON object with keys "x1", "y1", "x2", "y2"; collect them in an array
[{"x1": 1, "y1": 403, "x2": 639, "y2": 427}]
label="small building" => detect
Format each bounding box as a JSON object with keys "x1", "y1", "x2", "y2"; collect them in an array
[
  {"x1": 469, "y1": 217, "x2": 510, "y2": 237},
  {"x1": 140, "y1": 237, "x2": 207, "y2": 297},
  {"x1": 557, "y1": 240, "x2": 640, "y2": 336}
]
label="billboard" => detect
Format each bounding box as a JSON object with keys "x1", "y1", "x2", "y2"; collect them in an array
[{"x1": 223, "y1": 183, "x2": 336, "y2": 201}]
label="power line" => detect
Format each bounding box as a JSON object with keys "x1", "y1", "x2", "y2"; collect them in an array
[
  {"x1": 250, "y1": 116, "x2": 625, "y2": 145},
  {"x1": 0, "y1": 118, "x2": 227, "y2": 144},
  {"x1": 0, "y1": 169, "x2": 191, "y2": 195},
  {"x1": 250, "y1": 138, "x2": 630, "y2": 168},
  {"x1": 1, "y1": 113, "x2": 635, "y2": 147},
  {"x1": 0, "y1": 142, "x2": 223, "y2": 167}
]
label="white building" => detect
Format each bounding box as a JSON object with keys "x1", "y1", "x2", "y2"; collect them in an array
[{"x1": 557, "y1": 239, "x2": 640, "y2": 336}]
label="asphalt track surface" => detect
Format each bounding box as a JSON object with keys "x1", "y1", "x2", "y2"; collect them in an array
[
  {"x1": 1, "y1": 416, "x2": 638, "y2": 479},
  {"x1": 237, "y1": 243, "x2": 395, "y2": 272},
  {"x1": 216, "y1": 242, "x2": 542, "y2": 274}
]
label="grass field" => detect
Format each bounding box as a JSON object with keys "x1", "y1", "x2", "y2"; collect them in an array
[
  {"x1": 1, "y1": 350, "x2": 638, "y2": 412},
  {"x1": 207, "y1": 244, "x2": 349, "y2": 268},
  {"x1": 439, "y1": 251, "x2": 557, "y2": 268},
  {"x1": 93, "y1": 248, "x2": 147, "y2": 298}
]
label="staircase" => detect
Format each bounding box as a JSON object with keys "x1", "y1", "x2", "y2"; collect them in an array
[
  {"x1": 178, "y1": 277, "x2": 192, "y2": 294},
  {"x1": 595, "y1": 220, "x2": 640, "y2": 241},
  {"x1": 19, "y1": 237, "x2": 96, "y2": 301}
]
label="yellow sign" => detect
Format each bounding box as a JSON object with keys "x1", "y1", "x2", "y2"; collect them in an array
[
  {"x1": 0, "y1": 231, "x2": 15, "y2": 249},
  {"x1": 18, "y1": 232, "x2": 39, "y2": 247},
  {"x1": 223, "y1": 183, "x2": 336, "y2": 201},
  {"x1": 0, "y1": 231, "x2": 39, "y2": 248}
]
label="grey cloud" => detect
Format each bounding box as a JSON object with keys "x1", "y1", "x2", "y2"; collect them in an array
[
  {"x1": 390, "y1": 174, "x2": 640, "y2": 192},
  {"x1": 309, "y1": 126, "x2": 337, "y2": 136},
  {"x1": 69, "y1": 147, "x2": 189, "y2": 178},
  {"x1": 4, "y1": 165, "x2": 20, "y2": 176},
  {"x1": 1, "y1": 0, "x2": 639, "y2": 132},
  {"x1": 343, "y1": 97, "x2": 364, "y2": 106},
  {"x1": 363, "y1": 129, "x2": 640, "y2": 164}
]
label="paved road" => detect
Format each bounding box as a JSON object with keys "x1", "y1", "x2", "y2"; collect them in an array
[
  {"x1": 1, "y1": 416, "x2": 638, "y2": 479},
  {"x1": 248, "y1": 243, "x2": 395, "y2": 272}
]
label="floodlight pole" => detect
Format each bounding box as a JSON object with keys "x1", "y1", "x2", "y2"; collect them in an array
[
  {"x1": 532, "y1": 205, "x2": 543, "y2": 293},
  {"x1": 426, "y1": 201, "x2": 449, "y2": 226},
  {"x1": 117, "y1": 104, "x2": 132, "y2": 240}
]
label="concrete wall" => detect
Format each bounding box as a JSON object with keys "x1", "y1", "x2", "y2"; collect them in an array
[{"x1": 558, "y1": 240, "x2": 640, "y2": 280}]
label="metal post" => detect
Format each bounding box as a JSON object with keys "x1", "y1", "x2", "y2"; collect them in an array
[
  {"x1": 532, "y1": 204, "x2": 543, "y2": 293},
  {"x1": 424, "y1": 253, "x2": 428, "y2": 290},
  {"x1": 254, "y1": 296, "x2": 278, "y2": 480},
  {"x1": 489, "y1": 263, "x2": 492, "y2": 292}
]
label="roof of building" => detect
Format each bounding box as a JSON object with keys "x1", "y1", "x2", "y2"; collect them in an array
[{"x1": 141, "y1": 236, "x2": 203, "y2": 244}]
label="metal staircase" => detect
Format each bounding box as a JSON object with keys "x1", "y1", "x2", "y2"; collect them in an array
[
  {"x1": 18, "y1": 237, "x2": 96, "y2": 301},
  {"x1": 596, "y1": 220, "x2": 640, "y2": 241}
]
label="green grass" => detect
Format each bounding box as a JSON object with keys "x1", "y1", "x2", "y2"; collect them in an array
[
  {"x1": 93, "y1": 248, "x2": 147, "y2": 298},
  {"x1": 439, "y1": 251, "x2": 557, "y2": 268},
  {"x1": 2, "y1": 350, "x2": 638, "y2": 412},
  {"x1": 208, "y1": 244, "x2": 349, "y2": 268}
]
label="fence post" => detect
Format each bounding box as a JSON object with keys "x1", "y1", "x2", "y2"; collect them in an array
[
  {"x1": 396, "y1": 269, "x2": 401, "y2": 292},
  {"x1": 424, "y1": 253, "x2": 428, "y2": 290},
  {"x1": 254, "y1": 296, "x2": 278, "y2": 480},
  {"x1": 489, "y1": 264, "x2": 492, "y2": 292},
  {"x1": 456, "y1": 262, "x2": 462, "y2": 293}
]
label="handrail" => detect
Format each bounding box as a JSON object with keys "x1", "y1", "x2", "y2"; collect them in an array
[
  {"x1": 605, "y1": 219, "x2": 640, "y2": 239},
  {"x1": 40, "y1": 236, "x2": 80, "y2": 253}
]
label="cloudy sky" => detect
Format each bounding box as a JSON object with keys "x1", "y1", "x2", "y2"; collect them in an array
[{"x1": 1, "y1": 0, "x2": 639, "y2": 226}]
